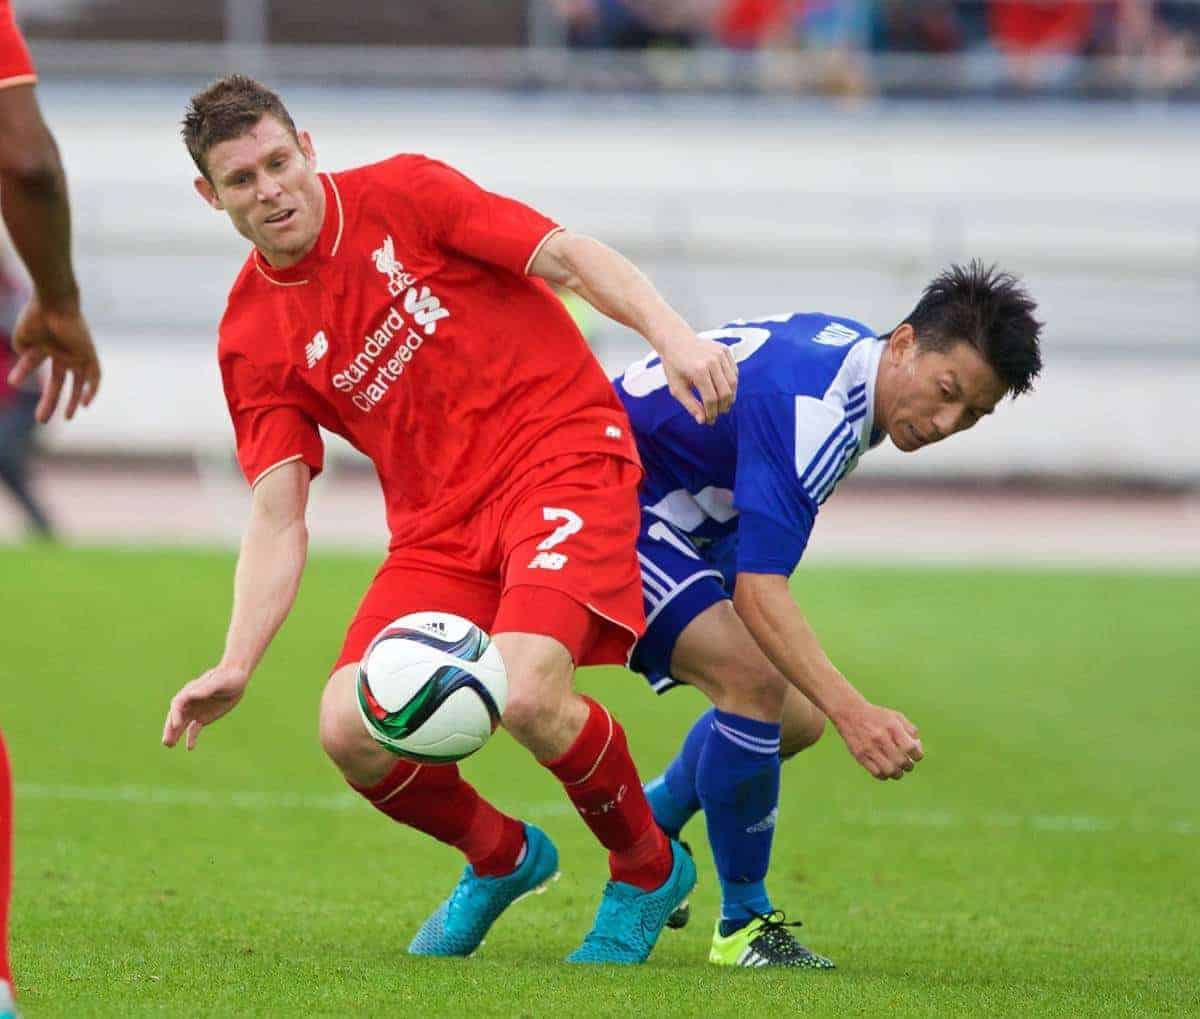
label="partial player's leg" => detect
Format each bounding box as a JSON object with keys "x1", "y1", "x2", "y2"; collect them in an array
[
  {"x1": 659, "y1": 608, "x2": 833, "y2": 968},
  {"x1": 0, "y1": 729, "x2": 16, "y2": 1018},
  {"x1": 493, "y1": 454, "x2": 695, "y2": 964},
  {"x1": 318, "y1": 564, "x2": 557, "y2": 959},
  {"x1": 629, "y1": 522, "x2": 832, "y2": 967}
]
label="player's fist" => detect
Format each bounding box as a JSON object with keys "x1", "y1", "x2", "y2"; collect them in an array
[
  {"x1": 9, "y1": 295, "x2": 101, "y2": 422},
  {"x1": 162, "y1": 665, "x2": 250, "y2": 751},
  {"x1": 831, "y1": 701, "x2": 923, "y2": 781},
  {"x1": 659, "y1": 333, "x2": 738, "y2": 425}
]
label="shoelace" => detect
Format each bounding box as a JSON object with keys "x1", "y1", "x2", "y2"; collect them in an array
[{"x1": 751, "y1": 910, "x2": 806, "y2": 949}]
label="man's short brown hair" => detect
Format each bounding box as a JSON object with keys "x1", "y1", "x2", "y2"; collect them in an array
[{"x1": 182, "y1": 74, "x2": 300, "y2": 182}]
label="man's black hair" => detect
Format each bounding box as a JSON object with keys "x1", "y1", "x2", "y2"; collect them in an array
[{"x1": 900, "y1": 260, "x2": 1043, "y2": 396}]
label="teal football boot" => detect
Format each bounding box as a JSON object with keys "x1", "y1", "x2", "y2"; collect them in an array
[
  {"x1": 408, "y1": 824, "x2": 559, "y2": 957},
  {"x1": 567, "y1": 839, "x2": 697, "y2": 964}
]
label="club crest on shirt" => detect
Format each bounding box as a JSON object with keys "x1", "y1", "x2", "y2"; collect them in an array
[
  {"x1": 371, "y1": 235, "x2": 418, "y2": 297},
  {"x1": 371, "y1": 234, "x2": 451, "y2": 335}
]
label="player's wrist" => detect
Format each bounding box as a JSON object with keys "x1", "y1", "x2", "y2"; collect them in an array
[
  {"x1": 215, "y1": 659, "x2": 253, "y2": 686},
  {"x1": 825, "y1": 685, "x2": 869, "y2": 730},
  {"x1": 35, "y1": 282, "x2": 81, "y2": 315}
]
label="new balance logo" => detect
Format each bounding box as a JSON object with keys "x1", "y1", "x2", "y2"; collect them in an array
[{"x1": 305, "y1": 331, "x2": 329, "y2": 368}]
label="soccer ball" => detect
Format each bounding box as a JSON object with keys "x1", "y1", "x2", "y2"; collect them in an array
[{"x1": 355, "y1": 612, "x2": 507, "y2": 763}]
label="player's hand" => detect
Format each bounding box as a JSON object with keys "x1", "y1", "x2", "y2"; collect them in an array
[
  {"x1": 832, "y1": 701, "x2": 923, "y2": 781},
  {"x1": 9, "y1": 295, "x2": 101, "y2": 423},
  {"x1": 162, "y1": 665, "x2": 250, "y2": 751},
  {"x1": 659, "y1": 333, "x2": 738, "y2": 425}
]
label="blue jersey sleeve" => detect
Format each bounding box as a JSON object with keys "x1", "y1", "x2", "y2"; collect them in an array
[{"x1": 733, "y1": 393, "x2": 819, "y2": 575}]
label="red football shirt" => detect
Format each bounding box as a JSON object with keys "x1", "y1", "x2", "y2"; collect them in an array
[
  {"x1": 0, "y1": 1, "x2": 35, "y2": 90},
  {"x1": 219, "y1": 155, "x2": 641, "y2": 548}
]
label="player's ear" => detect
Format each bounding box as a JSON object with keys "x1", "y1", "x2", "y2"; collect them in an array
[
  {"x1": 299, "y1": 130, "x2": 316, "y2": 169},
  {"x1": 194, "y1": 176, "x2": 223, "y2": 211},
  {"x1": 889, "y1": 323, "x2": 917, "y2": 365}
]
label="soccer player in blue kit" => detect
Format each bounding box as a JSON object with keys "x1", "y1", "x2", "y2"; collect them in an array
[{"x1": 614, "y1": 262, "x2": 1043, "y2": 968}]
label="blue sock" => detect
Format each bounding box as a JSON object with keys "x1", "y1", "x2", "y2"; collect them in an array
[
  {"x1": 643, "y1": 709, "x2": 714, "y2": 838},
  {"x1": 696, "y1": 708, "x2": 781, "y2": 932}
]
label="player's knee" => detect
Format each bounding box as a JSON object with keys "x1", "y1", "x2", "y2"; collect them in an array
[
  {"x1": 780, "y1": 707, "x2": 826, "y2": 758},
  {"x1": 707, "y1": 662, "x2": 788, "y2": 722},
  {"x1": 317, "y1": 667, "x2": 371, "y2": 773},
  {"x1": 495, "y1": 634, "x2": 578, "y2": 752},
  {"x1": 501, "y1": 669, "x2": 571, "y2": 747}
]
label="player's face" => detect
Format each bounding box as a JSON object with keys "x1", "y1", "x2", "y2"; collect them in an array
[
  {"x1": 194, "y1": 116, "x2": 324, "y2": 268},
  {"x1": 880, "y1": 325, "x2": 1008, "y2": 452}
]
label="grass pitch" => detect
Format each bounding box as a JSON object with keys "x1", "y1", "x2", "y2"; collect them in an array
[{"x1": 2, "y1": 545, "x2": 1197, "y2": 1016}]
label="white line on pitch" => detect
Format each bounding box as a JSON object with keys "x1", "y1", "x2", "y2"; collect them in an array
[{"x1": 14, "y1": 782, "x2": 1196, "y2": 835}]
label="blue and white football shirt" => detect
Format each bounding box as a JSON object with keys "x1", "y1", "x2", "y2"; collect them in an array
[
  {"x1": 617, "y1": 311, "x2": 886, "y2": 577},
  {"x1": 616, "y1": 311, "x2": 887, "y2": 691}
]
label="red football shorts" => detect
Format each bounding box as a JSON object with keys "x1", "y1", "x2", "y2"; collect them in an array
[{"x1": 333, "y1": 453, "x2": 645, "y2": 672}]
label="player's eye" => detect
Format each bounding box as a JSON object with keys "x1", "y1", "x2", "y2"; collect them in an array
[{"x1": 940, "y1": 384, "x2": 954, "y2": 400}]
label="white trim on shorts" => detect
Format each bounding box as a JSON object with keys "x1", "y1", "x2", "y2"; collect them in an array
[{"x1": 639, "y1": 552, "x2": 725, "y2": 628}]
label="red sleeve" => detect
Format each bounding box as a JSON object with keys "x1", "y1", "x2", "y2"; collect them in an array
[
  {"x1": 220, "y1": 352, "x2": 324, "y2": 488},
  {"x1": 0, "y1": 1, "x2": 36, "y2": 88},
  {"x1": 400, "y1": 157, "x2": 561, "y2": 276}
]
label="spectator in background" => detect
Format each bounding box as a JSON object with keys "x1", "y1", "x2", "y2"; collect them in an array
[
  {"x1": 874, "y1": 0, "x2": 966, "y2": 55},
  {"x1": 553, "y1": 0, "x2": 708, "y2": 48},
  {"x1": 712, "y1": 0, "x2": 874, "y2": 97},
  {"x1": 988, "y1": 0, "x2": 1096, "y2": 90},
  {"x1": 0, "y1": 249, "x2": 53, "y2": 539},
  {"x1": 1101, "y1": 1, "x2": 1200, "y2": 95}
]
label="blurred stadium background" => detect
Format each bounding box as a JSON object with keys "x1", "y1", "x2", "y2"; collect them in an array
[{"x1": 1, "y1": 0, "x2": 1198, "y2": 555}]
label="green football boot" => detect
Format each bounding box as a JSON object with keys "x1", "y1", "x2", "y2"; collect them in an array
[{"x1": 708, "y1": 912, "x2": 836, "y2": 969}]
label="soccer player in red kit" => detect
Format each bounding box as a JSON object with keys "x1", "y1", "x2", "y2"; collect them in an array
[
  {"x1": 162, "y1": 75, "x2": 738, "y2": 965},
  {"x1": 1, "y1": 3, "x2": 102, "y2": 1013}
]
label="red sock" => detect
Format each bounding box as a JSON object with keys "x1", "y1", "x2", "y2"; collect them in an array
[
  {"x1": 543, "y1": 697, "x2": 671, "y2": 891},
  {"x1": 1, "y1": 729, "x2": 12, "y2": 986},
  {"x1": 351, "y1": 759, "x2": 525, "y2": 877}
]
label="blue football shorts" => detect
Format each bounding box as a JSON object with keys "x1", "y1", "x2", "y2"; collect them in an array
[{"x1": 629, "y1": 512, "x2": 738, "y2": 694}]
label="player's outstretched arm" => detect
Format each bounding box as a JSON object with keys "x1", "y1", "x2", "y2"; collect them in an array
[
  {"x1": 733, "y1": 571, "x2": 924, "y2": 781},
  {"x1": 529, "y1": 229, "x2": 737, "y2": 425},
  {"x1": 162, "y1": 462, "x2": 311, "y2": 751},
  {"x1": 0, "y1": 83, "x2": 99, "y2": 421}
]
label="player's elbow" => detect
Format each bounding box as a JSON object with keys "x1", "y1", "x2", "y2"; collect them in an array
[{"x1": 0, "y1": 134, "x2": 62, "y2": 187}]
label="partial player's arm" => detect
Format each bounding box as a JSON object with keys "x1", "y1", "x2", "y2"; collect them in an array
[
  {"x1": 731, "y1": 390, "x2": 922, "y2": 779},
  {"x1": 0, "y1": 82, "x2": 99, "y2": 421},
  {"x1": 529, "y1": 230, "x2": 736, "y2": 425},
  {"x1": 732, "y1": 572, "x2": 923, "y2": 781},
  {"x1": 162, "y1": 461, "x2": 310, "y2": 751}
]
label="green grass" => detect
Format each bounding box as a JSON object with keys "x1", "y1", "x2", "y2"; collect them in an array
[{"x1": 2, "y1": 545, "x2": 1198, "y2": 1016}]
